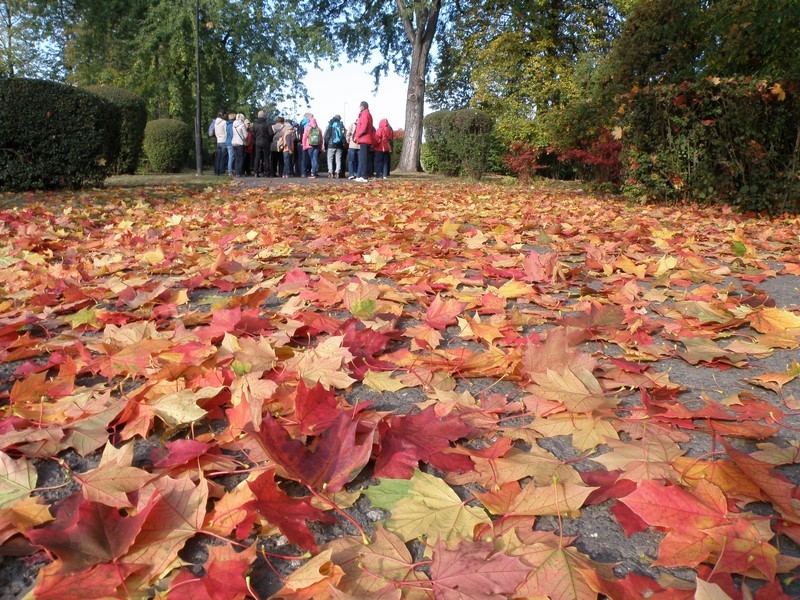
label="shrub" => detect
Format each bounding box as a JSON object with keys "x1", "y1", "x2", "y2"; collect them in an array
[
  {"x1": 85, "y1": 85, "x2": 147, "y2": 174},
  {"x1": 143, "y1": 119, "x2": 191, "y2": 173},
  {"x1": 423, "y1": 109, "x2": 495, "y2": 179},
  {"x1": 0, "y1": 77, "x2": 120, "y2": 191},
  {"x1": 620, "y1": 78, "x2": 800, "y2": 213},
  {"x1": 420, "y1": 143, "x2": 436, "y2": 173},
  {"x1": 451, "y1": 109, "x2": 494, "y2": 180},
  {"x1": 557, "y1": 129, "x2": 623, "y2": 185},
  {"x1": 423, "y1": 110, "x2": 461, "y2": 176},
  {"x1": 390, "y1": 129, "x2": 405, "y2": 172}
]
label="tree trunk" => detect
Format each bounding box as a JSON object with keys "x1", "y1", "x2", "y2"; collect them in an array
[{"x1": 395, "y1": 0, "x2": 440, "y2": 172}]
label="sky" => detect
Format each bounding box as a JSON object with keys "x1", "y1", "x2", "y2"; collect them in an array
[{"x1": 277, "y1": 61, "x2": 410, "y2": 130}]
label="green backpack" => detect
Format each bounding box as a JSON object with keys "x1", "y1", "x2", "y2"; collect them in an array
[{"x1": 308, "y1": 126, "x2": 321, "y2": 146}]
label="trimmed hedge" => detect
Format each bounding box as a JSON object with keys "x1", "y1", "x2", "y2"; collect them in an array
[
  {"x1": 422, "y1": 110, "x2": 461, "y2": 176},
  {"x1": 85, "y1": 85, "x2": 147, "y2": 174},
  {"x1": 143, "y1": 119, "x2": 191, "y2": 173},
  {"x1": 0, "y1": 78, "x2": 120, "y2": 191},
  {"x1": 423, "y1": 109, "x2": 494, "y2": 179},
  {"x1": 390, "y1": 135, "x2": 405, "y2": 172},
  {"x1": 620, "y1": 78, "x2": 800, "y2": 213}
]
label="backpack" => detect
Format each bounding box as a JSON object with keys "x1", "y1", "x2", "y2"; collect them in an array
[
  {"x1": 307, "y1": 126, "x2": 321, "y2": 146},
  {"x1": 207, "y1": 119, "x2": 216, "y2": 137},
  {"x1": 330, "y1": 121, "x2": 344, "y2": 145}
]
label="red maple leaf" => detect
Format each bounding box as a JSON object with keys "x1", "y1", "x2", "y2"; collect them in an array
[
  {"x1": 245, "y1": 471, "x2": 335, "y2": 552},
  {"x1": 429, "y1": 537, "x2": 529, "y2": 598},
  {"x1": 373, "y1": 405, "x2": 475, "y2": 479},
  {"x1": 249, "y1": 410, "x2": 376, "y2": 492},
  {"x1": 26, "y1": 493, "x2": 150, "y2": 572}
]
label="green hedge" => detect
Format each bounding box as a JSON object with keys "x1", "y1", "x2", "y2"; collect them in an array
[
  {"x1": 390, "y1": 136, "x2": 405, "y2": 171},
  {"x1": 423, "y1": 109, "x2": 494, "y2": 180},
  {"x1": 0, "y1": 78, "x2": 120, "y2": 191},
  {"x1": 422, "y1": 110, "x2": 461, "y2": 176},
  {"x1": 143, "y1": 119, "x2": 191, "y2": 173},
  {"x1": 85, "y1": 85, "x2": 147, "y2": 174},
  {"x1": 620, "y1": 78, "x2": 800, "y2": 213}
]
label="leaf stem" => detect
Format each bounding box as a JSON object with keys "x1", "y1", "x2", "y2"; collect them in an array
[{"x1": 307, "y1": 486, "x2": 369, "y2": 545}]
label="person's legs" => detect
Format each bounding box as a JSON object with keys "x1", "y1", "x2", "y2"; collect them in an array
[
  {"x1": 254, "y1": 145, "x2": 264, "y2": 176},
  {"x1": 271, "y1": 151, "x2": 281, "y2": 176},
  {"x1": 347, "y1": 149, "x2": 356, "y2": 178},
  {"x1": 215, "y1": 144, "x2": 225, "y2": 175},
  {"x1": 327, "y1": 148, "x2": 335, "y2": 177},
  {"x1": 334, "y1": 149, "x2": 342, "y2": 177},
  {"x1": 234, "y1": 146, "x2": 244, "y2": 176},
  {"x1": 283, "y1": 152, "x2": 291, "y2": 177},
  {"x1": 226, "y1": 144, "x2": 234, "y2": 174},
  {"x1": 358, "y1": 144, "x2": 369, "y2": 179}
]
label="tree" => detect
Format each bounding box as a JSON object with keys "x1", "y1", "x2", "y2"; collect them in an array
[
  {"x1": 1, "y1": 0, "x2": 49, "y2": 77},
  {"x1": 6, "y1": 1, "x2": 327, "y2": 126},
  {"x1": 328, "y1": 0, "x2": 441, "y2": 172},
  {"x1": 431, "y1": 0, "x2": 625, "y2": 148}
]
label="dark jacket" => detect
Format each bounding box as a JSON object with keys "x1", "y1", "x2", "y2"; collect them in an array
[
  {"x1": 324, "y1": 117, "x2": 346, "y2": 149},
  {"x1": 253, "y1": 118, "x2": 270, "y2": 147}
]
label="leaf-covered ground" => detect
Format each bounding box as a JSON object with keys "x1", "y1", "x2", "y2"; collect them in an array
[{"x1": 1, "y1": 180, "x2": 800, "y2": 599}]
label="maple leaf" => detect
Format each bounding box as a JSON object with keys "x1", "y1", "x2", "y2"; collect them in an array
[
  {"x1": 292, "y1": 381, "x2": 343, "y2": 435},
  {"x1": 454, "y1": 438, "x2": 580, "y2": 488},
  {"x1": 285, "y1": 335, "x2": 357, "y2": 390},
  {"x1": 167, "y1": 543, "x2": 256, "y2": 600},
  {"x1": 324, "y1": 527, "x2": 430, "y2": 597},
  {"x1": 26, "y1": 493, "x2": 150, "y2": 573},
  {"x1": 245, "y1": 471, "x2": 335, "y2": 551},
  {"x1": 250, "y1": 410, "x2": 375, "y2": 492},
  {"x1": 504, "y1": 479, "x2": 597, "y2": 518},
  {"x1": 510, "y1": 529, "x2": 601, "y2": 600},
  {"x1": 749, "y1": 307, "x2": 800, "y2": 334},
  {"x1": 528, "y1": 366, "x2": 614, "y2": 413},
  {"x1": 373, "y1": 405, "x2": 474, "y2": 479},
  {"x1": 621, "y1": 479, "x2": 778, "y2": 578},
  {"x1": 73, "y1": 442, "x2": 155, "y2": 508},
  {"x1": 425, "y1": 294, "x2": 468, "y2": 329},
  {"x1": 518, "y1": 327, "x2": 597, "y2": 380},
  {"x1": 122, "y1": 476, "x2": 209, "y2": 585},
  {"x1": 271, "y1": 548, "x2": 345, "y2": 599},
  {"x1": 29, "y1": 562, "x2": 128, "y2": 600},
  {"x1": 0, "y1": 451, "x2": 37, "y2": 508},
  {"x1": 228, "y1": 373, "x2": 277, "y2": 433},
  {"x1": 428, "y1": 537, "x2": 529, "y2": 599},
  {"x1": 364, "y1": 469, "x2": 491, "y2": 543}
]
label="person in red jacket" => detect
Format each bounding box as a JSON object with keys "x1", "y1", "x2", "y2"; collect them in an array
[
  {"x1": 374, "y1": 119, "x2": 394, "y2": 179},
  {"x1": 354, "y1": 101, "x2": 374, "y2": 182}
]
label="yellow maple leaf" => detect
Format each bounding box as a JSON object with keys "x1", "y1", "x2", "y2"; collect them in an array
[
  {"x1": 363, "y1": 370, "x2": 409, "y2": 393},
  {"x1": 749, "y1": 307, "x2": 800, "y2": 334}
]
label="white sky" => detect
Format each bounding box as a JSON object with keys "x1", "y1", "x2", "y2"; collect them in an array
[{"x1": 277, "y1": 61, "x2": 410, "y2": 130}]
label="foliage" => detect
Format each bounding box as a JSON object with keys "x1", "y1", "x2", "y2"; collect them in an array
[
  {"x1": 605, "y1": 0, "x2": 800, "y2": 94},
  {"x1": 423, "y1": 110, "x2": 461, "y2": 176},
  {"x1": 1, "y1": 0, "x2": 54, "y2": 77},
  {"x1": 4, "y1": 0, "x2": 322, "y2": 126},
  {"x1": 431, "y1": 0, "x2": 624, "y2": 149},
  {"x1": 85, "y1": 85, "x2": 147, "y2": 175},
  {"x1": 620, "y1": 78, "x2": 800, "y2": 213},
  {"x1": 390, "y1": 133, "x2": 405, "y2": 172},
  {"x1": 142, "y1": 118, "x2": 191, "y2": 173},
  {"x1": 504, "y1": 143, "x2": 548, "y2": 182},
  {"x1": 2, "y1": 181, "x2": 800, "y2": 597},
  {"x1": 557, "y1": 129, "x2": 623, "y2": 185},
  {"x1": 423, "y1": 108, "x2": 494, "y2": 179},
  {"x1": 0, "y1": 77, "x2": 119, "y2": 191},
  {"x1": 420, "y1": 142, "x2": 435, "y2": 173}
]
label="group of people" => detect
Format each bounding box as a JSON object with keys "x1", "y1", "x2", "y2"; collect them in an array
[{"x1": 209, "y1": 101, "x2": 394, "y2": 182}]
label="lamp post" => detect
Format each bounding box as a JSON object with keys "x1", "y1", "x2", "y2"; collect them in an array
[{"x1": 194, "y1": 0, "x2": 202, "y2": 175}]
